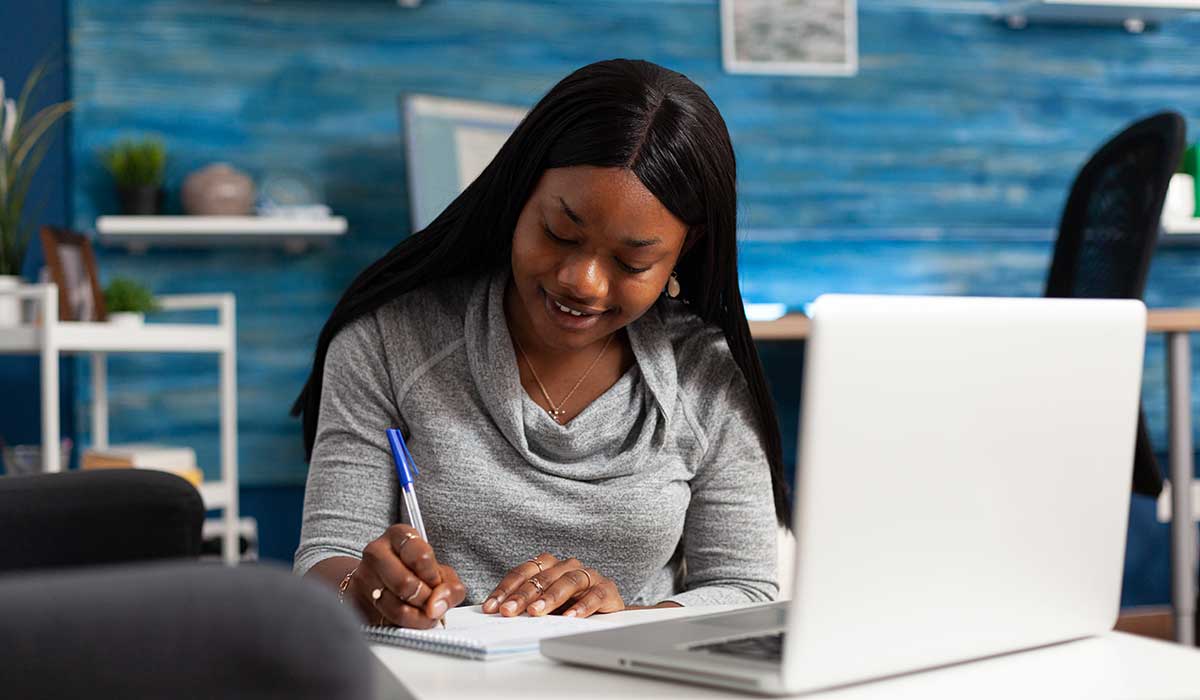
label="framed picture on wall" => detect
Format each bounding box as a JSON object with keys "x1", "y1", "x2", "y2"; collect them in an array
[
  {"x1": 721, "y1": 0, "x2": 858, "y2": 77},
  {"x1": 401, "y1": 94, "x2": 528, "y2": 232},
  {"x1": 40, "y1": 226, "x2": 107, "y2": 322}
]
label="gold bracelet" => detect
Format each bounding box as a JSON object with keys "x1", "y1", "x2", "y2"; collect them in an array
[{"x1": 337, "y1": 566, "x2": 358, "y2": 604}]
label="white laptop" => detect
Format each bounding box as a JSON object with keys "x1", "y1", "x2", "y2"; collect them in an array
[{"x1": 541, "y1": 294, "x2": 1146, "y2": 695}]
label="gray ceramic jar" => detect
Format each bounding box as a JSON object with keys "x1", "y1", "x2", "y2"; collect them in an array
[{"x1": 181, "y1": 163, "x2": 256, "y2": 215}]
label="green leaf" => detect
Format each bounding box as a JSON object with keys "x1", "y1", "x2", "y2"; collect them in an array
[{"x1": 12, "y1": 101, "x2": 72, "y2": 170}]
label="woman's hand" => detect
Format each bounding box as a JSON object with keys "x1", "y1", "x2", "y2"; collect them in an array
[
  {"x1": 481, "y1": 553, "x2": 624, "y2": 619},
  {"x1": 349, "y1": 524, "x2": 466, "y2": 629}
]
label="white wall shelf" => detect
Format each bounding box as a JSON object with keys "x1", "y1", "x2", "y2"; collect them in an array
[
  {"x1": 1160, "y1": 216, "x2": 1200, "y2": 246},
  {"x1": 96, "y1": 215, "x2": 347, "y2": 254},
  {"x1": 998, "y1": 0, "x2": 1200, "y2": 30}
]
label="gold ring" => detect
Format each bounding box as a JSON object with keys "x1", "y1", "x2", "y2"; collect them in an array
[
  {"x1": 371, "y1": 587, "x2": 384, "y2": 601},
  {"x1": 527, "y1": 557, "x2": 545, "y2": 572},
  {"x1": 529, "y1": 577, "x2": 545, "y2": 594},
  {"x1": 397, "y1": 531, "x2": 419, "y2": 553},
  {"x1": 402, "y1": 580, "x2": 423, "y2": 603},
  {"x1": 576, "y1": 569, "x2": 594, "y2": 590}
]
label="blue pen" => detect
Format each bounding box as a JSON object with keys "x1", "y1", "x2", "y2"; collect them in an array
[
  {"x1": 387, "y1": 428, "x2": 429, "y2": 542},
  {"x1": 386, "y1": 427, "x2": 445, "y2": 627}
]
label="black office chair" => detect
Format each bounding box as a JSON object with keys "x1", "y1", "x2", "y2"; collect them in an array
[{"x1": 1045, "y1": 110, "x2": 1188, "y2": 497}]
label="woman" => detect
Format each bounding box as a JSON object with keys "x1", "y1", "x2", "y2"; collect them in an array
[{"x1": 293, "y1": 59, "x2": 790, "y2": 630}]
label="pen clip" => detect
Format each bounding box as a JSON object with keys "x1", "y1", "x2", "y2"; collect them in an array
[{"x1": 386, "y1": 428, "x2": 418, "y2": 487}]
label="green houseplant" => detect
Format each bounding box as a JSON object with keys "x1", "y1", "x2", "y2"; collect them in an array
[
  {"x1": 0, "y1": 60, "x2": 73, "y2": 280},
  {"x1": 103, "y1": 276, "x2": 159, "y2": 325},
  {"x1": 101, "y1": 137, "x2": 167, "y2": 215}
]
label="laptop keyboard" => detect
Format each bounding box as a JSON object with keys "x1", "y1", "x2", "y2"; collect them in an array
[{"x1": 691, "y1": 632, "x2": 785, "y2": 663}]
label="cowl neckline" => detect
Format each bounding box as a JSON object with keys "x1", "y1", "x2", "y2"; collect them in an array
[{"x1": 463, "y1": 267, "x2": 678, "y2": 480}]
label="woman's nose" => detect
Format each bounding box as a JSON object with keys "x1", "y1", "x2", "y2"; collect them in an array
[{"x1": 557, "y1": 255, "x2": 608, "y2": 302}]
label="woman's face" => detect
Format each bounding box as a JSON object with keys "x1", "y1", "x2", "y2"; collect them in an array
[{"x1": 509, "y1": 166, "x2": 690, "y2": 352}]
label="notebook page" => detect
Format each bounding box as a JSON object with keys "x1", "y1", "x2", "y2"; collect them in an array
[{"x1": 364, "y1": 605, "x2": 621, "y2": 660}]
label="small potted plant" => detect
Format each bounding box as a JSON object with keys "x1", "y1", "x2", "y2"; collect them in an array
[
  {"x1": 103, "y1": 276, "x2": 159, "y2": 325},
  {"x1": 101, "y1": 136, "x2": 167, "y2": 215}
]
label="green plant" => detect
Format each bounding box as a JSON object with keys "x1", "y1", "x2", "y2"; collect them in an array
[
  {"x1": 104, "y1": 277, "x2": 160, "y2": 314},
  {"x1": 0, "y1": 59, "x2": 74, "y2": 276},
  {"x1": 101, "y1": 136, "x2": 167, "y2": 189},
  {"x1": 1182, "y1": 143, "x2": 1198, "y2": 178}
]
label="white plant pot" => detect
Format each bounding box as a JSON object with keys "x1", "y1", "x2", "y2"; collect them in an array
[
  {"x1": 109, "y1": 311, "x2": 145, "y2": 326},
  {"x1": 0, "y1": 275, "x2": 20, "y2": 327}
]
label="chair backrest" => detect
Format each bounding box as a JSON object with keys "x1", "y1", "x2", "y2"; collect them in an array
[
  {"x1": 1045, "y1": 111, "x2": 1187, "y2": 299},
  {"x1": 0, "y1": 561, "x2": 388, "y2": 699},
  {"x1": 0, "y1": 469, "x2": 203, "y2": 572},
  {"x1": 1044, "y1": 111, "x2": 1187, "y2": 499}
]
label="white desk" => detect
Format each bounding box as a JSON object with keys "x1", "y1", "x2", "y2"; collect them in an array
[{"x1": 373, "y1": 607, "x2": 1200, "y2": 699}]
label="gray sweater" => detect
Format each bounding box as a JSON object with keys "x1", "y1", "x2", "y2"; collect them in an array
[{"x1": 294, "y1": 266, "x2": 778, "y2": 606}]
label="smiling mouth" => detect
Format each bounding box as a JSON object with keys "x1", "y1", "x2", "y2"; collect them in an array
[{"x1": 544, "y1": 288, "x2": 607, "y2": 316}]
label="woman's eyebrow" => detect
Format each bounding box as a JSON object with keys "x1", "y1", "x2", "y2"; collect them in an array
[
  {"x1": 556, "y1": 195, "x2": 661, "y2": 248},
  {"x1": 557, "y1": 197, "x2": 585, "y2": 226},
  {"x1": 621, "y1": 236, "x2": 662, "y2": 248}
]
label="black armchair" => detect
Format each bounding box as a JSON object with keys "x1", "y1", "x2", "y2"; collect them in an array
[
  {"x1": 0, "y1": 470, "x2": 405, "y2": 698},
  {"x1": 0, "y1": 468, "x2": 204, "y2": 572}
]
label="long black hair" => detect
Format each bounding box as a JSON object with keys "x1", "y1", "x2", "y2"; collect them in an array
[{"x1": 292, "y1": 59, "x2": 791, "y2": 529}]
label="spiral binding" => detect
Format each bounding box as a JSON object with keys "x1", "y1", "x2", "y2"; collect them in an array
[{"x1": 362, "y1": 624, "x2": 487, "y2": 660}]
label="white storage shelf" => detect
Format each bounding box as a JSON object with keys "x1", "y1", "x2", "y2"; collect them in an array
[
  {"x1": 96, "y1": 215, "x2": 347, "y2": 253},
  {"x1": 0, "y1": 284, "x2": 241, "y2": 564}
]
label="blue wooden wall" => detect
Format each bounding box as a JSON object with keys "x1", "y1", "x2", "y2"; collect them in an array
[{"x1": 68, "y1": 0, "x2": 1199, "y2": 600}]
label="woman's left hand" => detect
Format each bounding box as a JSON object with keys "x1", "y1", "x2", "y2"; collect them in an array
[{"x1": 481, "y1": 553, "x2": 624, "y2": 618}]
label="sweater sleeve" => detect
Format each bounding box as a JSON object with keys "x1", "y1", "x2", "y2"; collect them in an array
[
  {"x1": 666, "y1": 367, "x2": 780, "y2": 606},
  {"x1": 293, "y1": 314, "x2": 404, "y2": 576}
]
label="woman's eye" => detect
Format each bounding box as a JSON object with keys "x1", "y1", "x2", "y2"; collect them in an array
[
  {"x1": 543, "y1": 225, "x2": 573, "y2": 244},
  {"x1": 543, "y1": 224, "x2": 647, "y2": 274}
]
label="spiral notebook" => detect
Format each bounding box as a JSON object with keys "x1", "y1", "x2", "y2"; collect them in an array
[{"x1": 363, "y1": 605, "x2": 622, "y2": 660}]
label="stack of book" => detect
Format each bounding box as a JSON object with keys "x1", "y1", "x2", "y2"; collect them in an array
[{"x1": 81, "y1": 444, "x2": 203, "y2": 486}]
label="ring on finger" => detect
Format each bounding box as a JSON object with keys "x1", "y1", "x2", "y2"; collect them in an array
[
  {"x1": 575, "y1": 568, "x2": 594, "y2": 590},
  {"x1": 402, "y1": 579, "x2": 424, "y2": 603},
  {"x1": 397, "y1": 531, "x2": 418, "y2": 553},
  {"x1": 529, "y1": 576, "x2": 545, "y2": 594},
  {"x1": 371, "y1": 587, "x2": 384, "y2": 601},
  {"x1": 527, "y1": 557, "x2": 545, "y2": 572}
]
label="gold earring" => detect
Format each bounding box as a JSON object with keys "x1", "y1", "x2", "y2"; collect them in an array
[{"x1": 666, "y1": 271, "x2": 681, "y2": 298}]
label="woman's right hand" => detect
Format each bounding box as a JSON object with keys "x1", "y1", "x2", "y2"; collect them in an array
[{"x1": 348, "y1": 524, "x2": 466, "y2": 629}]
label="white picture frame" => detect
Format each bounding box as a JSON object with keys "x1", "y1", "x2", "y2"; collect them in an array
[
  {"x1": 401, "y1": 94, "x2": 528, "y2": 232},
  {"x1": 721, "y1": 0, "x2": 858, "y2": 77}
]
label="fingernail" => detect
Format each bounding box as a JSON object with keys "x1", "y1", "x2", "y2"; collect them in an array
[
  {"x1": 529, "y1": 600, "x2": 545, "y2": 614},
  {"x1": 482, "y1": 597, "x2": 497, "y2": 613},
  {"x1": 501, "y1": 600, "x2": 518, "y2": 614},
  {"x1": 431, "y1": 599, "x2": 448, "y2": 618},
  {"x1": 563, "y1": 608, "x2": 577, "y2": 618}
]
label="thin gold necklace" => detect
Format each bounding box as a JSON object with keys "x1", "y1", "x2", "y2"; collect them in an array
[{"x1": 511, "y1": 332, "x2": 614, "y2": 424}]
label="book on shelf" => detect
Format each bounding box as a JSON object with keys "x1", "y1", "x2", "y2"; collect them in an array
[{"x1": 81, "y1": 443, "x2": 203, "y2": 486}]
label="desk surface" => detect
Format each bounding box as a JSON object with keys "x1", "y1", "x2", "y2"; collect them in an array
[
  {"x1": 748, "y1": 308, "x2": 1200, "y2": 340},
  {"x1": 373, "y1": 609, "x2": 1200, "y2": 700}
]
